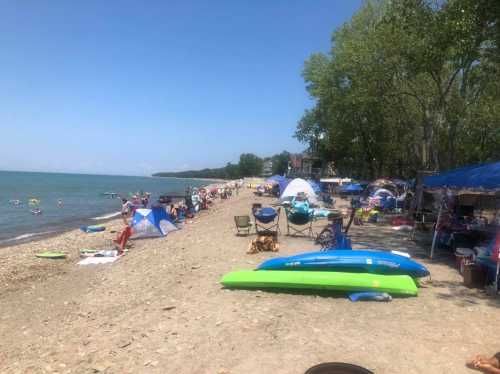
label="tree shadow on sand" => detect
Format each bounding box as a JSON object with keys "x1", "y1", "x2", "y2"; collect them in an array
[
  {"x1": 347, "y1": 223, "x2": 500, "y2": 308},
  {"x1": 430, "y1": 279, "x2": 500, "y2": 309}
]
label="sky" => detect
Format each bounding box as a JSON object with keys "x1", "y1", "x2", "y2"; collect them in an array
[{"x1": 0, "y1": 0, "x2": 362, "y2": 176}]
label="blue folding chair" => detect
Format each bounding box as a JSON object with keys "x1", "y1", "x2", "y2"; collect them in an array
[{"x1": 253, "y1": 207, "x2": 281, "y2": 236}]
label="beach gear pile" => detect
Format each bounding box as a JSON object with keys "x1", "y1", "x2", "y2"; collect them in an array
[{"x1": 221, "y1": 249, "x2": 429, "y2": 299}]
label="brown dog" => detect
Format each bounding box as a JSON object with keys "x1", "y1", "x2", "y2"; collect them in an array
[{"x1": 247, "y1": 235, "x2": 279, "y2": 254}]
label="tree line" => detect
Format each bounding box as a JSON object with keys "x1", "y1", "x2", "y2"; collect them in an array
[
  {"x1": 296, "y1": 0, "x2": 500, "y2": 180},
  {"x1": 153, "y1": 151, "x2": 291, "y2": 179}
]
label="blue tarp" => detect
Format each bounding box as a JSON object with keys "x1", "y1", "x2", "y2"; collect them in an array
[{"x1": 423, "y1": 161, "x2": 500, "y2": 191}]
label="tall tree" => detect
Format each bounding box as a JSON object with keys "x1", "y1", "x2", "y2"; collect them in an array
[
  {"x1": 296, "y1": 0, "x2": 500, "y2": 179},
  {"x1": 238, "y1": 153, "x2": 263, "y2": 177}
]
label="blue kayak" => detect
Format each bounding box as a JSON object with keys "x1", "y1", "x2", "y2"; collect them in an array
[{"x1": 257, "y1": 250, "x2": 429, "y2": 278}]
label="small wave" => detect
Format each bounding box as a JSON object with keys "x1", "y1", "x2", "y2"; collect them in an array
[
  {"x1": 91, "y1": 211, "x2": 121, "y2": 220},
  {"x1": 0, "y1": 231, "x2": 55, "y2": 245}
]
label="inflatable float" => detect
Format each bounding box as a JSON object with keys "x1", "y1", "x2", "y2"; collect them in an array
[{"x1": 80, "y1": 225, "x2": 106, "y2": 233}]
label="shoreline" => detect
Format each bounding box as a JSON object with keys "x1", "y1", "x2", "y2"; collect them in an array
[
  {"x1": 0, "y1": 213, "x2": 123, "y2": 249},
  {"x1": 0, "y1": 178, "x2": 234, "y2": 248}
]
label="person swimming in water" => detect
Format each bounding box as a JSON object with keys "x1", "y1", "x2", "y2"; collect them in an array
[{"x1": 57, "y1": 199, "x2": 63, "y2": 207}]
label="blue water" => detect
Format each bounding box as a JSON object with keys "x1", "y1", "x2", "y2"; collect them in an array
[{"x1": 0, "y1": 171, "x2": 214, "y2": 244}]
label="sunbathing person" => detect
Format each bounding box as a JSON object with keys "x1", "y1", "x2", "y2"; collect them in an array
[{"x1": 467, "y1": 353, "x2": 500, "y2": 373}]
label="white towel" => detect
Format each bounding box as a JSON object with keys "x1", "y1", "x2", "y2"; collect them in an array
[{"x1": 78, "y1": 256, "x2": 119, "y2": 265}]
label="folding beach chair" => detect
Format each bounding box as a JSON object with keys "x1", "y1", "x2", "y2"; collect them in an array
[
  {"x1": 285, "y1": 208, "x2": 314, "y2": 238},
  {"x1": 234, "y1": 215, "x2": 253, "y2": 236},
  {"x1": 253, "y1": 207, "x2": 281, "y2": 236}
]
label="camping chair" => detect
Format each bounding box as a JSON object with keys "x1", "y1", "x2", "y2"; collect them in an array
[
  {"x1": 234, "y1": 215, "x2": 253, "y2": 236},
  {"x1": 253, "y1": 207, "x2": 281, "y2": 236},
  {"x1": 285, "y1": 207, "x2": 314, "y2": 238}
]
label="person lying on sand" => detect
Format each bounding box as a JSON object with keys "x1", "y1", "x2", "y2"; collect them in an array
[{"x1": 467, "y1": 353, "x2": 500, "y2": 373}]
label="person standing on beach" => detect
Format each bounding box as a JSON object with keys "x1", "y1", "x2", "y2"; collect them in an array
[
  {"x1": 121, "y1": 198, "x2": 133, "y2": 225},
  {"x1": 141, "y1": 193, "x2": 150, "y2": 208}
]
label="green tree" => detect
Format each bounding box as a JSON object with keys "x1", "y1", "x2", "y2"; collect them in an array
[
  {"x1": 238, "y1": 153, "x2": 263, "y2": 177},
  {"x1": 271, "y1": 151, "x2": 291, "y2": 175},
  {"x1": 296, "y1": 0, "x2": 500, "y2": 178}
]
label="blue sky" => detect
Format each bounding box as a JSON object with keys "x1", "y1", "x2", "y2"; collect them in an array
[{"x1": 0, "y1": 0, "x2": 362, "y2": 176}]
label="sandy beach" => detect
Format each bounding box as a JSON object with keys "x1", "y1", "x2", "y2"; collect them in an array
[{"x1": 1, "y1": 188, "x2": 499, "y2": 374}]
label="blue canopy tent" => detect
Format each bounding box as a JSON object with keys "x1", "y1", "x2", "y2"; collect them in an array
[
  {"x1": 266, "y1": 175, "x2": 286, "y2": 184},
  {"x1": 423, "y1": 161, "x2": 500, "y2": 263},
  {"x1": 339, "y1": 183, "x2": 364, "y2": 194},
  {"x1": 423, "y1": 161, "x2": 500, "y2": 191}
]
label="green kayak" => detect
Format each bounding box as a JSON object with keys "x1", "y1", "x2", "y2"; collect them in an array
[{"x1": 221, "y1": 270, "x2": 418, "y2": 296}]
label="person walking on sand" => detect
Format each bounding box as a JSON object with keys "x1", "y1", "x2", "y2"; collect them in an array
[
  {"x1": 121, "y1": 198, "x2": 133, "y2": 225},
  {"x1": 467, "y1": 353, "x2": 500, "y2": 373}
]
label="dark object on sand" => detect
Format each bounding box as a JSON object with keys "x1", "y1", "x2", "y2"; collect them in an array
[
  {"x1": 463, "y1": 263, "x2": 486, "y2": 288},
  {"x1": 305, "y1": 362, "x2": 373, "y2": 374}
]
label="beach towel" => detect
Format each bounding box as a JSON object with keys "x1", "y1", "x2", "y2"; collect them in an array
[{"x1": 78, "y1": 257, "x2": 119, "y2": 265}]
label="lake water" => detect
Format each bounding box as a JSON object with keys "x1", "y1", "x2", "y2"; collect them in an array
[{"x1": 0, "y1": 171, "x2": 214, "y2": 245}]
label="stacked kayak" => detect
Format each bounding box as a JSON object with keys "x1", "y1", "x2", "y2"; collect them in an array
[
  {"x1": 257, "y1": 250, "x2": 429, "y2": 278},
  {"x1": 221, "y1": 250, "x2": 429, "y2": 297},
  {"x1": 221, "y1": 270, "x2": 418, "y2": 296}
]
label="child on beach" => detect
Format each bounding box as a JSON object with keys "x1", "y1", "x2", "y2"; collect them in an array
[
  {"x1": 467, "y1": 353, "x2": 500, "y2": 373},
  {"x1": 121, "y1": 198, "x2": 133, "y2": 225}
]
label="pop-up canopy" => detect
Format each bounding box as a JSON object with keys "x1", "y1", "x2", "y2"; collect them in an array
[{"x1": 424, "y1": 161, "x2": 500, "y2": 191}]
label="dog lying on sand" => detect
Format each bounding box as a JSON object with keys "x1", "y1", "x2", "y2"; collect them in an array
[{"x1": 247, "y1": 235, "x2": 279, "y2": 254}]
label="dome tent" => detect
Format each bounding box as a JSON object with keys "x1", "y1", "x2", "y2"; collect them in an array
[
  {"x1": 131, "y1": 207, "x2": 177, "y2": 238},
  {"x1": 280, "y1": 178, "x2": 318, "y2": 205}
]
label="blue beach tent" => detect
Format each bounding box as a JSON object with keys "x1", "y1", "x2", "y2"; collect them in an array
[
  {"x1": 278, "y1": 178, "x2": 292, "y2": 196},
  {"x1": 266, "y1": 175, "x2": 285, "y2": 184},
  {"x1": 131, "y1": 207, "x2": 178, "y2": 238},
  {"x1": 423, "y1": 161, "x2": 500, "y2": 191}
]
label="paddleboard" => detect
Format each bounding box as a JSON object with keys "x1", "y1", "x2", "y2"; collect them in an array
[
  {"x1": 35, "y1": 251, "x2": 66, "y2": 259},
  {"x1": 81, "y1": 225, "x2": 106, "y2": 233},
  {"x1": 221, "y1": 270, "x2": 418, "y2": 296},
  {"x1": 257, "y1": 250, "x2": 429, "y2": 278}
]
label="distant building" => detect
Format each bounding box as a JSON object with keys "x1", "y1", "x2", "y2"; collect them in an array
[
  {"x1": 262, "y1": 159, "x2": 273, "y2": 177},
  {"x1": 288, "y1": 153, "x2": 336, "y2": 179}
]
